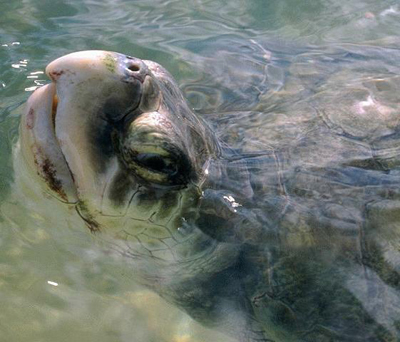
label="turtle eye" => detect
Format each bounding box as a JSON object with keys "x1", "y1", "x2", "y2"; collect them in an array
[
  {"x1": 120, "y1": 112, "x2": 193, "y2": 186},
  {"x1": 136, "y1": 152, "x2": 178, "y2": 176},
  {"x1": 120, "y1": 143, "x2": 190, "y2": 186}
]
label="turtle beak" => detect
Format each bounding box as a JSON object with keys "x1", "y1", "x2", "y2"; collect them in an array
[
  {"x1": 43, "y1": 51, "x2": 146, "y2": 209},
  {"x1": 20, "y1": 82, "x2": 78, "y2": 203}
]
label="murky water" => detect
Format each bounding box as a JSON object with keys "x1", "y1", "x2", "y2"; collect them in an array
[{"x1": 1, "y1": 0, "x2": 400, "y2": 341}]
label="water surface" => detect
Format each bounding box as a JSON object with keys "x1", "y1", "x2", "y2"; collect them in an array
[{"x1": 1, "y1": 0, "x2": 400, "y2": 341}]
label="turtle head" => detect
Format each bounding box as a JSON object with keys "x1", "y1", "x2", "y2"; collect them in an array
[
  {"x1": 20, "y1": 51, "x2": 218, "y2": 247},
  {"x1": 20, "y1": 50, "x2": 262, "y2": 265}
]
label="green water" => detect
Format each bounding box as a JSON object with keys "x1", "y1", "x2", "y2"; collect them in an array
[{"x1": 1, "y1": 0, "x2": 400, "y2": 341}]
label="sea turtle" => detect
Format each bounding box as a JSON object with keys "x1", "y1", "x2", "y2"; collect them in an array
[{"x1": 17, "y1": 50, "x2": 400, "y2": 341}]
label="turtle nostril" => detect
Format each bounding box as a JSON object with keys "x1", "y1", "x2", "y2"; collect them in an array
[
  {"x1": 124, "y1": 57, "x2": 148, "y2": 81},
  {"x1": 128, "y1": 63, "x2": 141, "y2": 72}
]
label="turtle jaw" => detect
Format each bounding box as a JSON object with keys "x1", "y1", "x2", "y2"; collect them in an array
[
  {"x1": 20, "y1": 82, "x2": 78, "y2": 203},
  {"x1": 42, "y1": 51, "x2": 144, "y2": 210}
]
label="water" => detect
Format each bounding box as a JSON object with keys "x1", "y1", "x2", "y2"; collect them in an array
[{"x1": 1, "y1": 0, "x2": 400, "y2": 341}]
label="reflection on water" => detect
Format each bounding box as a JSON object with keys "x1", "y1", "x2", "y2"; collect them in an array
[{"x1": 1, "y1": 0, "x2": 400, "y2": 341}]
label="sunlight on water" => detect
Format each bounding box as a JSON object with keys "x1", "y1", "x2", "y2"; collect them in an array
[{"x1": 1, "y1": 0, "x2": 400, "y2": 341}]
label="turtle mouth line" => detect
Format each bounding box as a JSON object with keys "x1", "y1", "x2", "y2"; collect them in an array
[
  {"x1": 20, "y1": 82, "x2": 79, "y2": 204},
  {"x1": 49, "y1": 84, "x2": 79, "y2": 203},
  {"x1": 51, "y1": 92, "x2": 58, "y2": 131}
]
